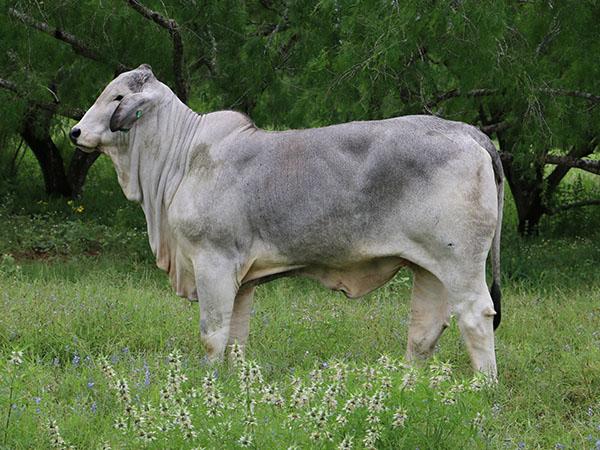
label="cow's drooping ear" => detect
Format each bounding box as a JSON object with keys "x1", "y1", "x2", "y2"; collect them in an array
[{"x1": 109, "y1": 92, "x2": 154, "y2": 132}]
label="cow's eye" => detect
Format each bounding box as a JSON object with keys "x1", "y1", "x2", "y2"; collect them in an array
[{"x1": 114, "y1": 95, "x2": 124, "y2": 101}]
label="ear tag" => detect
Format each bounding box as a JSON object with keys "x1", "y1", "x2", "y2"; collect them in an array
[{"x1": 135, "y1": 110, "x2": 143, "y2": 119}]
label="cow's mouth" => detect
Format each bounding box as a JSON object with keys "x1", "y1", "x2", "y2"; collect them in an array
[{"x1": 76, "y1": 145, "x2": 100, "y2": 154}]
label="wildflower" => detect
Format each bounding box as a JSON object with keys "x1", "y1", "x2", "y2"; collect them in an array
[
  {"x1": 332, "y1": 361, "x2": 348, "y2": 384},
  {"x1": 472, "y1": 412, "x2": 484, "y2": 428},
  {"x1": 72, "y1": 355, "x2": 80, "y2": 366},
  {"x1": 338, "y1": 435, "x2": 354, "y2": 450},
  {"x1": 367, "y1": 390, "x2": 386, "y2": 414},
  {"x1": 137, "y1": 428, "x2": 156, "y2": 444},
  {"x1": 249, "y1": 361, "x2": 264, "y2": 384},
  {"x1": 309, "y1": 369, "x2": 323, "y2": 384},
  {"x1": 115, "y1": 379, "x2": 131, "y2": 405},
  {"x1": 307, "y1": 406, "x2": 328, "y2": 426},
  {"x1": 143, "y1": 361, "x2": 151, "y2": 386},
  {"x1": 9, "y1": 350, "x2": 24, "y2": 366},
  {"x1": 309, "y1": 431, "x2": 322, "y2": 442},
  {"x1": 99, "y1": 358, "x2": 116, "y2": 380},
  {"x1": 323, "y1": 383, "x2": 340, "y2": 409},
  {"x1": 238, "y1": 434, "x2": 253, "y2": 447},
  {"x1": 429, "y1": 361, "x2": 452, "y2": 388},
  {"x1": 363, "y1": 426, "x2": 381, "y2": 449},
  {"x1": 335, "y1": 413, "x2": 348, "y2": 427},
  {"x1": 362, "y1": 365, "x2": 378, "y2": 390},
  {"x1": 175, "y1": 406, "x2": 197, "y2": 439},
  {"x1": 392, "y1": 407, "x2": 408, "y2": 428},
  {"x1": 367, "y1": 414, "x2": 381, "y2": 425},
  {"x1": 47, "y1": 419, "x2": 68, "y2": 449},
  {"x1": 290, "y1": 384, "x2": 310, "y2": 409},
  {"x1": 377, "y1": 354, "x2": 397, "y2": 371},
  {"x1": 343, "y1": 395, "x2": 360, "y2": 413},
  {"x1": 380, "y1": 376, "x2": 392, "y2": 392},
  {"x1": 114, "y1": 417, "x2": 127, "y2": 431},
  {"x1": 261, "y1": 383, "x2": 284, "y2": 406},
  {"x1": 441, "y1": 391, "x2": 456, "y2": 405},
  {"x1": 230, "y1": 340, "x2": 244, "y2": 366},
  {"x1": 469, "y1": 373, "x2": 490, "y2": 392},
  {"x1": 400, "y1": 369, "x2": 417, "y2": 391},
  {"x1": 244, "y1": 414, "x2": 258, "y2": 428},
  {"x1": 449, "y1": 381, "x2": 465, "y2": 395}
]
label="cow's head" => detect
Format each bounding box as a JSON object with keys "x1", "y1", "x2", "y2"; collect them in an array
[{"x1": 70, "y1": 64, "x2": 163, "y2": 153}]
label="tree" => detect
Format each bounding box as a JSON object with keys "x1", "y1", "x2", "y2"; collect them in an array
[
  {"x1": 0, "y1": 0, "x2": 187, "y2": 197},
  {"x1": 1, "y1": 0, "x2": 598, "y2": 233}
]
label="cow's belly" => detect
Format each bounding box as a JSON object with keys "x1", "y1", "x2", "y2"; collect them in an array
[{"x1": 242, "y1": 256, "x2": 408, "y2": 298}]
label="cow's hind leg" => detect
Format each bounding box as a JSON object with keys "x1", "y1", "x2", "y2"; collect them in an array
[
  {"x1": 228, "y1": 285, "x2": 255, "y2": 354},
  {"x1": 405, "y1": 267, "x2": 450, "y2": 362},
  {"x1": 446, "y1": 274, "x2": 497, "y2": 378}
]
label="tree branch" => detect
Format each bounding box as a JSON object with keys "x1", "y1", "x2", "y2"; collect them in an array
[
  {"x1": 8, "y1": 8, "x2": 128, "y2": 73},
  {"x1": 545, "y1": 140, "x2": 596, "y2": 193},
  {"x1": 125, "y1": 0, "x2": 188, "y2": 103},
  {"x1": 0, "y1": 77, "x2": 84, "y2": 120},
  {"x1": 426, "y1": 88, "x2": 498, "y2": 109},
  {"x1": 546, "y1": 199, "x2": 600, "y2": 215},
  {"x1": 544, "y1": 155, "x2": 600, "y2": 175},
  {"x1": 539, "y1": 88, "x2": 600, "y2": 104},
  {"x1": 428, "y1": 86, "x2": 600, "y2": 111},
  {"x1": 479, "y1": 121, "x2": 510, "y2": 136}
]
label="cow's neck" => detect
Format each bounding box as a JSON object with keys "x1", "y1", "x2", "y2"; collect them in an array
[{"x1": 124, "y1": 96, "x2": 203, "y2": 265}]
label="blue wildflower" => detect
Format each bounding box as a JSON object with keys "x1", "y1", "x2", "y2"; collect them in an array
[{"x1": 143, "y1": 362, "x2": 151, "y2": 386}]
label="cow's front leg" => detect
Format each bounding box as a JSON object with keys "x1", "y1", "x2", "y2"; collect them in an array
[{"x1": 194, "y1": 254, "x2": 239, "y2": 363}]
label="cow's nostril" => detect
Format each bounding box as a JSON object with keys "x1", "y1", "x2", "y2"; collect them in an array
[{"x1": 70, "y1": 128, "x2": 81, "y2": 140}]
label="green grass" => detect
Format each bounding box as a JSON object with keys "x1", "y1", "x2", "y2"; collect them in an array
[{"x1": 0, "y1": 157, "x2": 599, "y2": 448}]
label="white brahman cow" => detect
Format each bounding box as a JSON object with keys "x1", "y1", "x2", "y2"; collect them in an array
[{"x1": 71, "y1": 65, "x2": 504, "y2": 377}]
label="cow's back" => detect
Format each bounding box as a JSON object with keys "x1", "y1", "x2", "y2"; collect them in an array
[{"x1": 218, "y1": 115, "x2": 494, "y2": 265}]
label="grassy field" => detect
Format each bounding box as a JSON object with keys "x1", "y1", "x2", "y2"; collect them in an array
[{"x1": 0, "y1": 157, "x2": 599, "y2": 449}]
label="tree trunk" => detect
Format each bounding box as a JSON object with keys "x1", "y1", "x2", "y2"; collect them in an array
[
  {"x1": 506, "y1": 174, "x2": 545, "y2": 235},
  {"x1": 20, "y1": 114, "x2": 73, "y2": 197},
  {"x1": 497, "y1": 132, "x2": 546, "y2": 235},
  {"x1": 68, "y1": 149, "x2": 101, "y2": 198}
]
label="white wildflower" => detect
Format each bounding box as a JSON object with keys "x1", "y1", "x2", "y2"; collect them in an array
[
  {"x1": 99, "y1": 358, "x2": 116, "y2": 380},
  {"x1": 392, "y1": 407, "x2": 408, "y2": 428},
  {"x1": 230, "y1": 340, "x2": 244, "y2": 366},
  {"x1": 114, "y1": 416, "x2": 127, "y2": 432},
  {"x1": 441, "y1": 391, "x2": 456, "y2": 405},
  {"x1": 47, "y1": 419, "x2": 67, "y2": 449},
  {"x1": 9, "y1": 350, "x2": 23, "y2": 366},
  {"x1": 473, "y1": 411, "x2": 485, "y2": 428},
  {"x1": 363, "y1": 426, "x2": 381, "y2": 449},
  {"x1": 401, "y1": 369, "x2": 417, "y2": 391},
  {"x1": 338, "y1": 435, "x2": 354, "y2": 450}
]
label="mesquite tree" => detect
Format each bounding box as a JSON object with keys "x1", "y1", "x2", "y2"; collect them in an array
[{"x1": 1, "y1": 0, "x2": 598, "y2": 233}]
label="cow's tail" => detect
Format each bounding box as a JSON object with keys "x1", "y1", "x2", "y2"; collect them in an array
[
  {"x1": 468, "y1": 127, "x2": 504, "y2": 330},
  {"x1": 490, "y1": 172, "x2": 503, "y2": 330}
]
